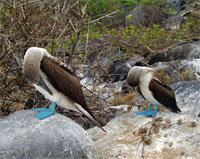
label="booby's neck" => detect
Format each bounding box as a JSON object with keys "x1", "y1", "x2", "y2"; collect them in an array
[
  {"x1": 139, "y1": 72, "x2": 153, "y2": 86},
  {"x1": 139, "y1": 72, "x2": 161, "y2": 106}
]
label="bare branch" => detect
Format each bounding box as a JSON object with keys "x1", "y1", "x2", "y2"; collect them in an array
[
  {"x1": 67, "y1": 30, "x2": 81, "y2": 64},
  {"x1": 90, "y1": 10, "x2": 119, "y2": 24}
]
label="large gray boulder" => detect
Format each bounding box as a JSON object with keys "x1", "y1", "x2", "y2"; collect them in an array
[
  {"x1": 0, "y1": 110, "x2": 99, "y2": 159},
  {"x1": 125, "y1": 5, "x2": 164, "y2": 27},
  {"x1": 171, "y1": 80, "x2": 200, "y2": 117},
  {"x1": 149, "y1": 40, "x2": 200, "y2": 64},
  {"x1": 152, "y1": 59, "x2": 200, "y2": 83},
  {"x1": 164, "y1": 15, "x2": 184, "y2": 30},
  {"x1": 163, "y1": 0, "x2": 187, "y2": 13}
]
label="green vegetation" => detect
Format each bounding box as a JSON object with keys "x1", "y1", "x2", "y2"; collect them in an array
[
  {"x1": 83, "y1": 0, "x2": 136, "y2": 17},
  {"x1": 84, "y1": 0, "x2": 164, "y2": 18}
]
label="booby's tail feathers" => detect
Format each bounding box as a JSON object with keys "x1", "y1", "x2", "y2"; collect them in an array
[{"x1": 75, "y1": 103, "x2": 106, "y2": 132}]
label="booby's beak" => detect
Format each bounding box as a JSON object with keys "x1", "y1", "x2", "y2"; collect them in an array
[{"x1": 37, "y1": 75, "x2": 53, "y2": 95}]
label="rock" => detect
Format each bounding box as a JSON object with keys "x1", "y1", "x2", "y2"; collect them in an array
[
  {"x1": 0, "y1": 110, "x2": 99, "y2": 159},
  {"x1": 152, "y1": 59, "x2": 200, "y2": 83},
  {"x1": 125, "y1": 5, "x2": 164, "y2": 27},
  {"x1": 149, "y1": 40, "x2": 200, "y2": 64},
  {"x1": 165, "y1": 0, "x2": 183, "y2": 12},
  {"x1": 80, "y1": 76, "x2": 97, "y2": 90},
  {"x1": 125, "y1": 5, "x2": 144, "y2": 26},
  {"x1": 98, "y1": 57, "x2": 115, "y2": 80},
  {"x1": 93, "y1": 82, "x2": 116, "y2": 104},
  {"x1": 113, "y1": 81, "x2": 125, "y2": 92},
  {"x1": 162, "y1": 0, "x2": 188, "y2": 13},
  {"x1": 113, "y1": 56, "x2": 144, "y2": 82},
  {"x1": 153, "y1": 62, "x2": 184, "y2": 83},
  {"x1": 164, "y1": 15, "x2": 184, "y2": 29},
  {"x1": 171, "y1": 80, "x2": 200, "y2": 117},
  {"x1": 88, "y1": 109, "x2": 200, "y2": 159}
]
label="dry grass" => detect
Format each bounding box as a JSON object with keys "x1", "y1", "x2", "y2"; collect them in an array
[
  {"x1": 177, "y1": 67, "x2": 197, "y2": 80},
  {"x1": 111, "y1": 92, "x2": 136, "y2": 106}
]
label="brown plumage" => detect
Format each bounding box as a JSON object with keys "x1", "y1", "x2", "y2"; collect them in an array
[
  {"x1": 40, "y1": 56, "x2": 95, "y2": 119},
  {"x1": 127, "y1": 66, "x2": 181, "y2": 113},
  {"x1": 23, "y1": 47, "x2": 105, "y2": 132},
  {"x1": 149, "y1": 78, "x2": 180, "y2": 112}
]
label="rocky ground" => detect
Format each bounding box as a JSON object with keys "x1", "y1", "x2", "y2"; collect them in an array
[
  {"x1": 88, "y1": 110, "x2": 200, "y2": 159},
  {"x1": 87, "y1": 80, "x2": 200, "y2": 159},
  {"x1": 1, "y1": 0, "x2": 200, "y2": 158}
]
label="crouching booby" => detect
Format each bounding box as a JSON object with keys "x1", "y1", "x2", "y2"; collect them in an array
[
  {"x1": 127, "y1": 66, "x2": 181, "y2": 116},
  {"x1": 23, "y1": 47, "x2": 105, "y2": 131}
]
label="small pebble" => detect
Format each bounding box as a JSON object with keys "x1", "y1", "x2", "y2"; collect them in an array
[{"x1": 191, "y1": 121, "x2": 197, "y2": 127}]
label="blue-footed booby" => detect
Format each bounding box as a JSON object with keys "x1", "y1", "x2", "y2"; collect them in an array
[
  {"x1": 127, "y1": 66, "x2": 181, "y2": 116},
  {"x1": 23, "y1": 47, "x2": 105, "y2": 131}
]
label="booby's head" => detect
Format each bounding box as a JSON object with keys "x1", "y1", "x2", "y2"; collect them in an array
[
  {"x1": 23, "y1": 47, "x2": 50, "y2": 84},
  {"x1": 127, "y1": 66, "x2": 154, "y2": 87}
]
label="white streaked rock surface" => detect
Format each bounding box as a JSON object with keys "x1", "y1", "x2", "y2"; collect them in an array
[{"x1": 88, "y1": 109, "x2": 200, "y2": 159}]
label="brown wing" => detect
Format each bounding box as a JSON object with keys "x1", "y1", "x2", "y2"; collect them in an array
[
  {"x1": 149, "y1": 78, "x2": 181, "y2": 112},
  {"x1": 40, "y1": 56, "x2": 96, "y2": 118}
]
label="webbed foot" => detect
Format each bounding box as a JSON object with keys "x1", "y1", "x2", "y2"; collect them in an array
[
  {"x1": 137, "y1": 104, "x2": 159, "y2": 117},
  {"x1": 146, "y1": 109, "x2": 158, "y2": 116},
  {"x1": 34, "y1": 102, "x2": 56, "y2": 119},
  {"x1": 137, "y1": 109, "x2": 150, "y2": 115}
]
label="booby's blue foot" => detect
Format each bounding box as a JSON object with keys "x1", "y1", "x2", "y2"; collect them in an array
[
  {"x1": 146, "y1": 110, "x2": 157, "y2": 116},
  {"x1": 137, "y1": 103, "x2": 152, "y2": 115},
  {"x1": 137, "y1": 110, "x2": 149, "y2": 115},
  {"x1": 137, "y1": 104, "x2": 159, "y2": 117},
  {"x1": 34, "y1": 108, "x2": 49, "y2": 111},
  {"x1": 34, "y1": 102, "x2": 56, "y2": 119},
  {"x1": 145, "y1": 105, "x2": 159, "y2": 117}
]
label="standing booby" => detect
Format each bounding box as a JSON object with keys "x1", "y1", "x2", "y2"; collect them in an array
[
  {"x1": 23, "y1": 47, "x2": 105, "y2": 131},
  {"x1": 127, "y1": 66, "x2": 181, "y2": 116}
]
